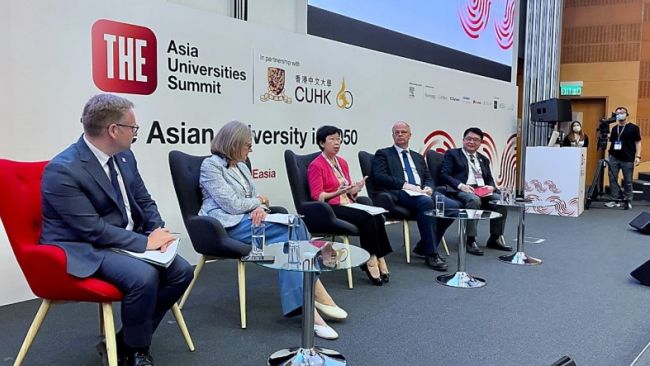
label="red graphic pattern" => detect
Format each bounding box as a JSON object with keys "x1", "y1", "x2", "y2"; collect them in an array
[
  {"x1": 496, "y1": 133, "x2": 517, "y2": 188},
  {"x1": 494, "y1": 0, "x2": 515, "y2": 50},
  {"x1": 423, "y1": 130, "x2": 457, "y2": 154},
  {"x1": 524, "y1": 180, "x2": 578, "y2": 216},
  {"x1": 524, "y1": 179, "x2": 562, "y2": 194},
  {"x1": 480, "y1": 132, "x2": 498, "y2": 170},
  {"x1": 458, "y1": 0, "x2": 492, "y2": 39}
]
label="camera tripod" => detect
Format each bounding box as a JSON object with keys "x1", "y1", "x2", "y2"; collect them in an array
[{"x1": 585, "y1": 158, "x2": 630, "y2": 209}]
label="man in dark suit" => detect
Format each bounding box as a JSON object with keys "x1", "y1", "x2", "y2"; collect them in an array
[
  {"x1": 371, "y1": 121, "x2": 460, "y2": 271},
  {"x1": 440, "y1": 127, "x2": 511, "y2": 256},
  {"x1": 40, "y1": 94, "x2": 193, "y2": 366}
]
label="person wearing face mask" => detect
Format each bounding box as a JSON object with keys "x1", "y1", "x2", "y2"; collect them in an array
[
  {"x1": 562, "y1": 121, "x2": 589, "y2": 148},
  {"x1": 605, "y1": 107, "x2": 643, "y2": 209}
]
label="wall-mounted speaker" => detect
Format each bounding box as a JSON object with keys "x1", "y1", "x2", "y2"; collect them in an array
[{"x1": 530, "y1": 98, "x2": 572, "y2": 122}]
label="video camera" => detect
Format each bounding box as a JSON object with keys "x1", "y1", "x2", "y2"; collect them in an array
[{"x1": 597, "y1": 113, "x2": 617, "y2": 151}]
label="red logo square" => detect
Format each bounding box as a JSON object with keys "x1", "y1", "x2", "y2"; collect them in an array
[{"x1": 92, "y1": 19, "x2": 157, "y2": 95}]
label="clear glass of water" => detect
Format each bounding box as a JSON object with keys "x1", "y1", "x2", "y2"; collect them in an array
[
  {"x1": 435, "y1": 195, "x2": 445, "y2": 216},
  {"x1": 251, "y1": 222, "x2": 265, "y2": 256},
  {"x1": 506, "y1": 186, "x2": 515, "y2": 204},
  {"x1": 287, "y1": 214, "x2": 300, "y2": 264}
]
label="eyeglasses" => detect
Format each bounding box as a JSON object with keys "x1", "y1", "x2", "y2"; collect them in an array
[
  {"x1": 115, "y1": 123, "x2": 140, "y2": 135},
  {"x1": 244, "y1": 142, "x2": 252, "y2": 149},
  {"x1": 463, "y1": 137, "x2": 482, "y2": 142}
]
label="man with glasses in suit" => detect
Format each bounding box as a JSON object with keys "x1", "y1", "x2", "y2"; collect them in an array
[
  {"x1": 40, "y1": 94, "x2": 193, "y2": 366},
  {"x1": 440, "y1": 127, "x2": 511, "y2": 256}
]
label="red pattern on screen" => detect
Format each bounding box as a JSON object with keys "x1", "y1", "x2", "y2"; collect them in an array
[
  {"x1": 494, "y1": 0, "x2": 515, "y2": 50},
  {"x1": 458, "y1": 0, "x2": 492, "y2": 39}
]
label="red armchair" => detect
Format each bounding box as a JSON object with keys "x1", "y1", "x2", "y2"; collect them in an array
[{"x1": 0, "y1": 159, "x2": 194, "y2": 366}]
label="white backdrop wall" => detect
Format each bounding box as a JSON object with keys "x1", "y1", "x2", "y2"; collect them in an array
[{"x1": 0, "y1": 0, "x2": 517, "y2": 305}]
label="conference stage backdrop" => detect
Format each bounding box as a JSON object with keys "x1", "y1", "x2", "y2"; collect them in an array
[{"x1": 0, "y1": 0, "x2": 517, "y2": 304}]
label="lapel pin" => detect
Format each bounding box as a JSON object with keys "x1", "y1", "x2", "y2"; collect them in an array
[{"x1": 121, "y1": 157, "x2": 126, "y2": 163}]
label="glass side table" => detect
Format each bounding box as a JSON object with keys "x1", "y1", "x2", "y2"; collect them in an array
[
  {"x1": 490, "y1": 199, "x2": 555, "y2": 265},
  {"x1": 258, "y1": 240, "x2": 370, "y2": 366},
  {"x1": 425, "y1": 209, "x2": 502, "y2": 289}
]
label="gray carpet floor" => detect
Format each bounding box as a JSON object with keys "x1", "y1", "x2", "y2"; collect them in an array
[{"x1": 2, "y1": 203, "x2": 650, "y2": 366}]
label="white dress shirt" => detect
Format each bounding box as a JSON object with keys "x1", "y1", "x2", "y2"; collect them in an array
[
  {"x1": 83, "y1": 134, "x2": 134, "y2": 230},
  {"x1": 394, "y1": 145, "x2": 422, "y2": 186},
  {"x1": 461, "y1": 148, "x2": 483, "y2": 187}
]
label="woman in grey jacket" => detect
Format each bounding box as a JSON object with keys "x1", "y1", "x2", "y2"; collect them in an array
[{"x1": 198, "y1": 121, "x2": 345, "y2": 340}]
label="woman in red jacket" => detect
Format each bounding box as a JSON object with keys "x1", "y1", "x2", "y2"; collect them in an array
[{"x1": 307, "y1": 125, "x2": 393, "y2": 286}]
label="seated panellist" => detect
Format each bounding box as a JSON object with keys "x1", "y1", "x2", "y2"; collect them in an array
[
  {"x1": 40, "y1": 94, "x2": 193, "y2": 366},
  {"x1": 198, "y1": 120, "x2": 345, "y2": 340},
  {"x1": 440, "y1": 127, "x2": 512, "y2": 256},
  {"x1": 371, "y1": 121, "x2": 460, "y2": 271},
  {"x1": 308, "y1": 125, "x2": 393, "y2": 285}
]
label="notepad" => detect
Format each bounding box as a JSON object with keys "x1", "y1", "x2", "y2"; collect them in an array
[
  {"x1": 343, "y1": 203, "x2": 388, "y2": 216},
  {"x1": 402, "y1": 189, "x2": 428, "y2": 197},
  {"x1": 473, "y1": 186, "x2": 493, "y2": 198},
  {"x1": 114, "y1": 238, "x2": 179, "y2": 268}
]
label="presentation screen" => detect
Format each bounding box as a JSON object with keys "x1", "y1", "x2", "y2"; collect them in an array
[{"x1": 308, "y1": 0, "x2": 515, "y2": 81}]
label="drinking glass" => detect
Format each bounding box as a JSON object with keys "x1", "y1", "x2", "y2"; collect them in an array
[
  {"x1": 435, "y1": 195, "x2": 445, "y2": 216},
  {"x1": 251, "y1": 222, "x2": 265, "y2": 256}
]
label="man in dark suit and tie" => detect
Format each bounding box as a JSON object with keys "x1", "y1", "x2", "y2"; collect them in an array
[
  {"x1": 371, "y1": 121, "x2": 460, "y2": 271},
  {"x1": 440, "y1": 127, "x2": 511, "y2": 256},
  {"x1": 40, "y1": 94, "x2": 193, "y2": 366}
]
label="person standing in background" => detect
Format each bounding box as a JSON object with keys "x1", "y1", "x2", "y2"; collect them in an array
[
  {"x1": 606, "y1": 107, "x2": 642, "y2": 209},
  {"x1": 562, "y1": 121, "x2": 589, "y2": 148}
]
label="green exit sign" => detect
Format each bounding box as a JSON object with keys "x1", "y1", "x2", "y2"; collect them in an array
[{"x1": 560, "y1": 81, "x2": 583, "y2": 96}]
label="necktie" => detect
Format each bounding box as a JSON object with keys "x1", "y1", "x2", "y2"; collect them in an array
[
  {"x1": 107, "y1": 157, "x2": 128, "y2": 227},
  {"x1": 469, "y1": 154, "x2": 476, "y2": 166},
  {"x1": 401, "y1": 150, "x2": 416, "y2": 185}
]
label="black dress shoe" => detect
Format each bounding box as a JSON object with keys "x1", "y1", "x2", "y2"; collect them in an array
[
  {"x1": 412, "y1": 242, "x2": 425, "y2": 258},
  {"x1": 466, "y1": 240, "x2": 484, "y2": 256},
  {"x1": 96, "y1": 340, "x2": 124, "y2": 366},
  {"x1": 425, "y1": 254, "x2": 448, "y2": 271},
  {"x1": 360, "y1": 264, "x2": 383, "y2": 286},
  {"x1": 380, "y1": 272, "x2": 390, "y2": 283},
  {"x1": 486, "y1": 236, "x2": 513, "y2": 251},
  {"x1": 124, "y1": 351, "x2": 154, "y2": 366}
]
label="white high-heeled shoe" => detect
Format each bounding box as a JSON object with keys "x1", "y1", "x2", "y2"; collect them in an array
[
  {"x1": 314, "y1": 324, "x2": 339, "y2": 340},
  {"x1": 314, "y1": 301, "x2": 348, "y2": 320}
]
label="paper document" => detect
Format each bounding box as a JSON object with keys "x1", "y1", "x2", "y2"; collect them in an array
[
  {"x1": 402, "y1": 189, "x2": 428, "y2": 197},
  {"x1": 343, "y1": 203, "x2": 388, "y2": 216},
  {"x1": 264, "y1": 213, "x2": 292, "y2": 225},
  {"x1": 114, "y1": 238, "x2": 179, "y2": 268}
]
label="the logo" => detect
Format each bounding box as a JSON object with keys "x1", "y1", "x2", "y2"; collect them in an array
[
  {"x1": 336, "y1": 79, "x2": 353, "y2": 109},
  {"x1": 92, "y1": 19, "x2": 157, "y2": 95},
  {"x1": 260, "y1": 67, "x2": 291, "y2": 103}
]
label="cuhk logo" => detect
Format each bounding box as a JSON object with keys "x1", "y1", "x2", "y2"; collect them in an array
[{"x1": 92, "y1": 19, "x2": 157, "y2": 95}]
